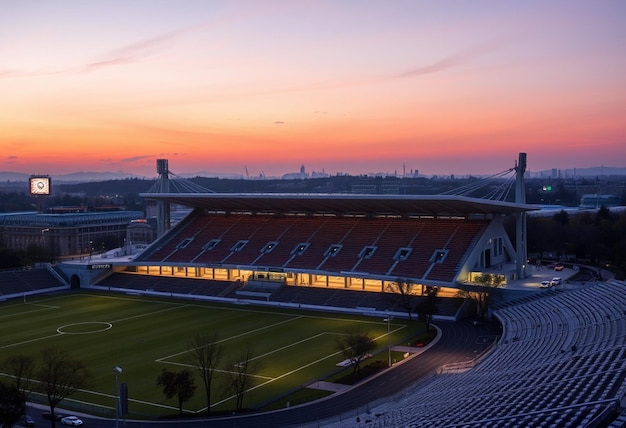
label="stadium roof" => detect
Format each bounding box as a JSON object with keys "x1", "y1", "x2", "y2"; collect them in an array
[
  {"x1": 0, "y1": 211, "x2": 144, "y2": 227},
  {"x1": 140, "y1": 193, "x2": 538, "y2": 217}
]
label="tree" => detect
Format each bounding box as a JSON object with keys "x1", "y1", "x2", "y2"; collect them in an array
[
  {"x1": 0, "y1": 381, "x2": 26, "y2": 428},
  {"x1": 37, "y1": 345, "x2": 90, "y2": 428},
  {"x1": 458, "y1": 273, "x2": 505, "y2": 318},
  {"x1": 553, "y1": 209, "x2": 569, "y2": 226},
  {"x1": 2, "y1": 354, "x2": 34, "y2": 423},
  {"x1": 228, "y1": 345, "x2": 261, "y2": 412},
  {"x1": 335, "y1": 327, "x2": 376, "y2": 375},
  {"x1": 4, "y1": 354, "x2": 35, "y2": 396},
  {"x1": 596, "y1": 205, "x2": 613, "y2": 224},
  {"x1": 186, "y1": 332, "x2": 223, "y2": 414},
  {"x1": 416, "y1": 286, "x2": 440, "y2": 332},
  {"x1": 156, "y1": 368, "x2": 197, "y2": 415},
  {"x1": 387, "y1": 279, "x2": 419, "y2": 320}
]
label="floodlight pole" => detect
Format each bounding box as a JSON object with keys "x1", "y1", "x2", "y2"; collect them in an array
[
  {"x1": 114, "y1": 365, "x2": 122, "y2": 428},
  {"x1": 384, "y1": 317, "x2": 392, "y2": 367}
]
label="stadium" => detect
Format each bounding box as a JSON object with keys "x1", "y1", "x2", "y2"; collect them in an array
[{"x1": 1, "y1": 155, "x2": 625, "y2": 427}]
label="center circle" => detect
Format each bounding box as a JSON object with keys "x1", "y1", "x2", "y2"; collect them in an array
[{"x1": 57, "y1": 322, "x2": 113, "y2": 335}]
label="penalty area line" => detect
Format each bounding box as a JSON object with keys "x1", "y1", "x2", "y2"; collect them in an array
[{"x1": 156, "y1": 315, "x2": 304, "y2": 363}]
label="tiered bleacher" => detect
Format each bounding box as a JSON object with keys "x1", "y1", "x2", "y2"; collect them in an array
[
  {"x1": 0, "y1": 267, "x2": 67, "y2": 297},
  {"x1": 98, "y1": 272, "x2": 465, "y2": 317},
  {"x1": 330, "y1": 280, "x2": 626, "y2": 427},
  {"x1": 137, "y1": 212, "x2": 488, "y2": 283},
  {"x1": 97, "y1": 273, "x2": 235, "y2": 298}
]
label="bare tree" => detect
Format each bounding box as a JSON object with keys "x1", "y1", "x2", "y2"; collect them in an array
[
  {"x1": 458, "y1": 273, "x2": 505, "y2": 318},
  {"x1": 37, "y1": 345, "x2": 90, "y2": 428},
  {"x1": 2, "y1": 354, "x2": 34, "y2": 424},
  {"x1": 416, "y1": 285, "x2": 440, "y2": 332},
  {"x1": 387, "y1": 278, "x2": 419, "y2": 320},
  {"x1": 335, "y1": 326, "x2": 376, "y2": 375},
  {"x1": 3, "y1": 354, "x2": 35, "y2": 398},
  {"x1": 156, "y1": 368, "x2": 197, "y2": 415},
  {"x1": 186, "y1": 332, "x2": 223, "y2": 414},
  {"x1": 228, "y1": 345, "x2": 261, "y2": 412}
]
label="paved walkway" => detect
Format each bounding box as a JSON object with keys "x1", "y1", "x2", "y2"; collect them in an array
[
  {"x1": 308, "y1": 337, "x2": 440, "y2": 393},
  {"x1": 391, "y1": 345, "x2": 427, "y2": 354},
  {"x1": 307, "y1": 381, "x2": 351, "y2": 393}
]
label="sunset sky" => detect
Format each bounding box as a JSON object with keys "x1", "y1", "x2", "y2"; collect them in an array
[{"x1": 1, "y1": 1, "x2": 625, "y2": 178}]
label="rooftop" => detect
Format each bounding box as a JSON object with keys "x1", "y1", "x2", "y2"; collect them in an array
[{"x1": 139, "y1": 193, "x2": 538, "y2": 217}]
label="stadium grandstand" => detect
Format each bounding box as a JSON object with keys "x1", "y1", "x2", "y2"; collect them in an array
[
  {"x1": 0, "y1": 266, "x2": 67, "y2": 298},
  {"x1": 54, "y1": 155, "x2": 533, "y2": 315},
  {"x1": 321, "y1": 279, "x2": 626, "y2": 428},
  {"x1": 123, "y1": 193, "x2": 526, "y2": 295}
]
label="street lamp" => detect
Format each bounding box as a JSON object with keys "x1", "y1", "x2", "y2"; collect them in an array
[
  {"x1": 41, "y1": 229, "x2": 50, "y2": 262},
  {"x1": 113, "y1": 366, "x2": 122, "y2": 428},
  {"x1": 383, "y1": 317, "x2": 392, "y2": 367}
]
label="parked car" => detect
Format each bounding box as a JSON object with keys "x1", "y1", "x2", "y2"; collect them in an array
[
  {"x1": 551, "y1": 277, "x2": 562, "y2": 286},
  {"x1": 61, "y1": 415, "x2": 83, "y2": 426},
  {"x1": 20, "y1": 415, "x2": 36, "y2": 427}
]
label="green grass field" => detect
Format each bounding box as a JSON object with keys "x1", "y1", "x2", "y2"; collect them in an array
[{"x1": 0, "y1": 291, "x2": 425, "y2": 417}]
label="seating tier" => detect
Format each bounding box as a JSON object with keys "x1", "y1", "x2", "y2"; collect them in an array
[{"x1": 139, "y1": 213, "x2": 488, "y2": 283}]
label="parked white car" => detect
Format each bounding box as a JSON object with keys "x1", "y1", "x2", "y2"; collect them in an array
[{"x1": 61, "y1": 415, "x2": 83, "y2": 426}]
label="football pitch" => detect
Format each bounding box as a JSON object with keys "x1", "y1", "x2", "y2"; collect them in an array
[{"x1": 0, "y1": 292, "x2": 424, "y2": 417}]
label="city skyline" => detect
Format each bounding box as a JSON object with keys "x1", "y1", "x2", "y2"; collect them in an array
[
  {"x1": 3, "y1": 163, "x2": 626, "y2": 183},
  {"x1": 1, "y1": 1, "x2": 625, "y2": 178}
]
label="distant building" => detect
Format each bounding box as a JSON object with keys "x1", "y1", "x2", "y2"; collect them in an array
[
  {"x1": 280, "y1": 165, "x2": 329, "y2": 180},
  {"x1": 351, "y1": 176, "x2": 400, "y2": 194},
  {"x1": 0, "y1": 211, "x2": 143, "y2": 259},
  {"x1": 281, "y1": 165, "x2": 308, "y2": 180},
  {"x1": 126, "y1": 218, "x2": 158, "y2": 246},
  {"x1": 579, "y1": 194, "x2": 621, "y2": 209}
]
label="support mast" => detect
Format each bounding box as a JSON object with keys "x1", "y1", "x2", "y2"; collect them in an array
[
  {"x1": 156, "y1": 159, "x2": 171, "y2": 238},
  {"x1": 515, "y1": 153, "x2": 527, "y2": 279}
]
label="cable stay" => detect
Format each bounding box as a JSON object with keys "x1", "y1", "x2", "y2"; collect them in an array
[
  {"x1": 144, "y1": 170, "x2": 214, "y2": 194},
  {"x1": 441, "y1": 167, "x2": 516, "y2": 202}
]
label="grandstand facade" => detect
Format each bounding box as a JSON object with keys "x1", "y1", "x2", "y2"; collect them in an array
[{"x1": 94, "y1": 193, "x2": 537, "y2": 301}]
